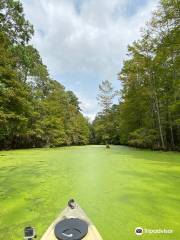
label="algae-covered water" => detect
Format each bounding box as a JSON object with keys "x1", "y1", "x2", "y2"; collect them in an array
[{"x1": 0, "y1": 145, "x2": 179, "y2": 239}]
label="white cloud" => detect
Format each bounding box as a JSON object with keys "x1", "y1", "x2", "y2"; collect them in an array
[
  {"x1": 21, "y1": 0, "x2": 158, "y2": 120},
  {"x1": 80, "y1": 97, "x2": 99, "y2": 122}
]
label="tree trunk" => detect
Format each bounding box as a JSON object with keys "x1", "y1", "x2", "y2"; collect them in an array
[{"x1": 154, "y1": 94, "x2": 165, "y2": 149}]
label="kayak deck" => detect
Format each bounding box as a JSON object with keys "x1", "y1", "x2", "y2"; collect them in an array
[{"x1": 40, "y1": 201, "x2": 103, "y2": 240}]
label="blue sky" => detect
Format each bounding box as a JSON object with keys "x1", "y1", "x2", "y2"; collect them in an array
[{"x1": 22, "y1": 0, "x2": 158, "y2": 120}]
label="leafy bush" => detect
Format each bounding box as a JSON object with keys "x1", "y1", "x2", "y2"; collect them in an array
[{"x1": 128, "y1": 128, "x2": 160, "y2": 149}]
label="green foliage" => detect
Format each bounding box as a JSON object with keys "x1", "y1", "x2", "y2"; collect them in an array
[
  {"x1": 93, "y1": 0, "x2": 180, "y2": 150},
  {"x1": 128, "y1": 128, "x2": 159, "y2": 149},
  {"x1": 0, "y1": 1, "x2": 90, "y2": 149},
  {"x1": 119, "y1": 0, "x2": 180, "y2": 150},
  {"x1": 0, "y1": 0, "x2": 33, "y2": 44},
  {"x1": 0, "y1": 31, "x2": 31, "y2": 148},
  {"x1": 93, "y1": 105, "x2": 120, "y2": 144},
  {"x1": 94, "y1": 80, "x2": 117, "y2": 144}
]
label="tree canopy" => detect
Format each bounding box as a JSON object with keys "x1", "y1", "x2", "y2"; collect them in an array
[
  {"x1": 0, "y1": 0, "x2": 89, "y2": 149},
  {"x1": 1, "y1": 0, "x2": 179, "y2": 151},
  {"x1": 93, "y1": 0, "x2": 180, "y2": 150}
]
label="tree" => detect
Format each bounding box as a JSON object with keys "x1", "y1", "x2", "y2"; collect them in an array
[
  {"x1": 0, "y1": 0, "x2": 33, "y2": 44},
  {"x1": 95, "y1": 80, "x2": 117, "y2": 144},
  {"x1": 117, "y1": 0, "x2": 180, "y2": 150},
  {"x1": 0, "y1": 32, "x2": 32, "y2": 149},
  {"x1": 0, "y1": 0, "x2": 90, "y2": 149},
  {"x1": 97, "y1": 80, "x2": 115, "y2": 113},
  {"x1": 93, "y1": 104, "x2": 121, "y2": 144},
  {"x1": 93, "y1": 0, "x2": 180, "y2": 150}
]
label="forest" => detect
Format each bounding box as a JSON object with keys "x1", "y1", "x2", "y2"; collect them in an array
[
  {"x1": 0, "y1": 0, "x2": 179, "y2": 151},
  {"x1": 0, "y1": 0, "x2": 90, "y2": 149},
  {"x1": 93, "y1": 0, "x2": 180, "y2": 150}
]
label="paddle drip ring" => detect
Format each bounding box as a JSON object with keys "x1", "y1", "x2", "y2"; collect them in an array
[{"x1": 54, "y1": 218, "x2": 88, "y2": 240}]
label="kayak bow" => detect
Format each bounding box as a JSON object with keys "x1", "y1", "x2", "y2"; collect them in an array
[{"x1": 40, "y1": 199, "x2": 103, "y2": 240}]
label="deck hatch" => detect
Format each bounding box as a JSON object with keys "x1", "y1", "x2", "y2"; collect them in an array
[{"x1": 54, "y1": 218, "x2": 88, "y2": 240}]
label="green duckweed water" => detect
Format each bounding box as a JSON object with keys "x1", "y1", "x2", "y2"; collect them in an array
[{"x1": 0, "y1": 145, "x2": 179, "y2": 239}]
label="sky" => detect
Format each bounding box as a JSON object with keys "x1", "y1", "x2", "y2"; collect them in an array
[{"x1": 21, "y1": 0, "x2": 158, "y2": 121}]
